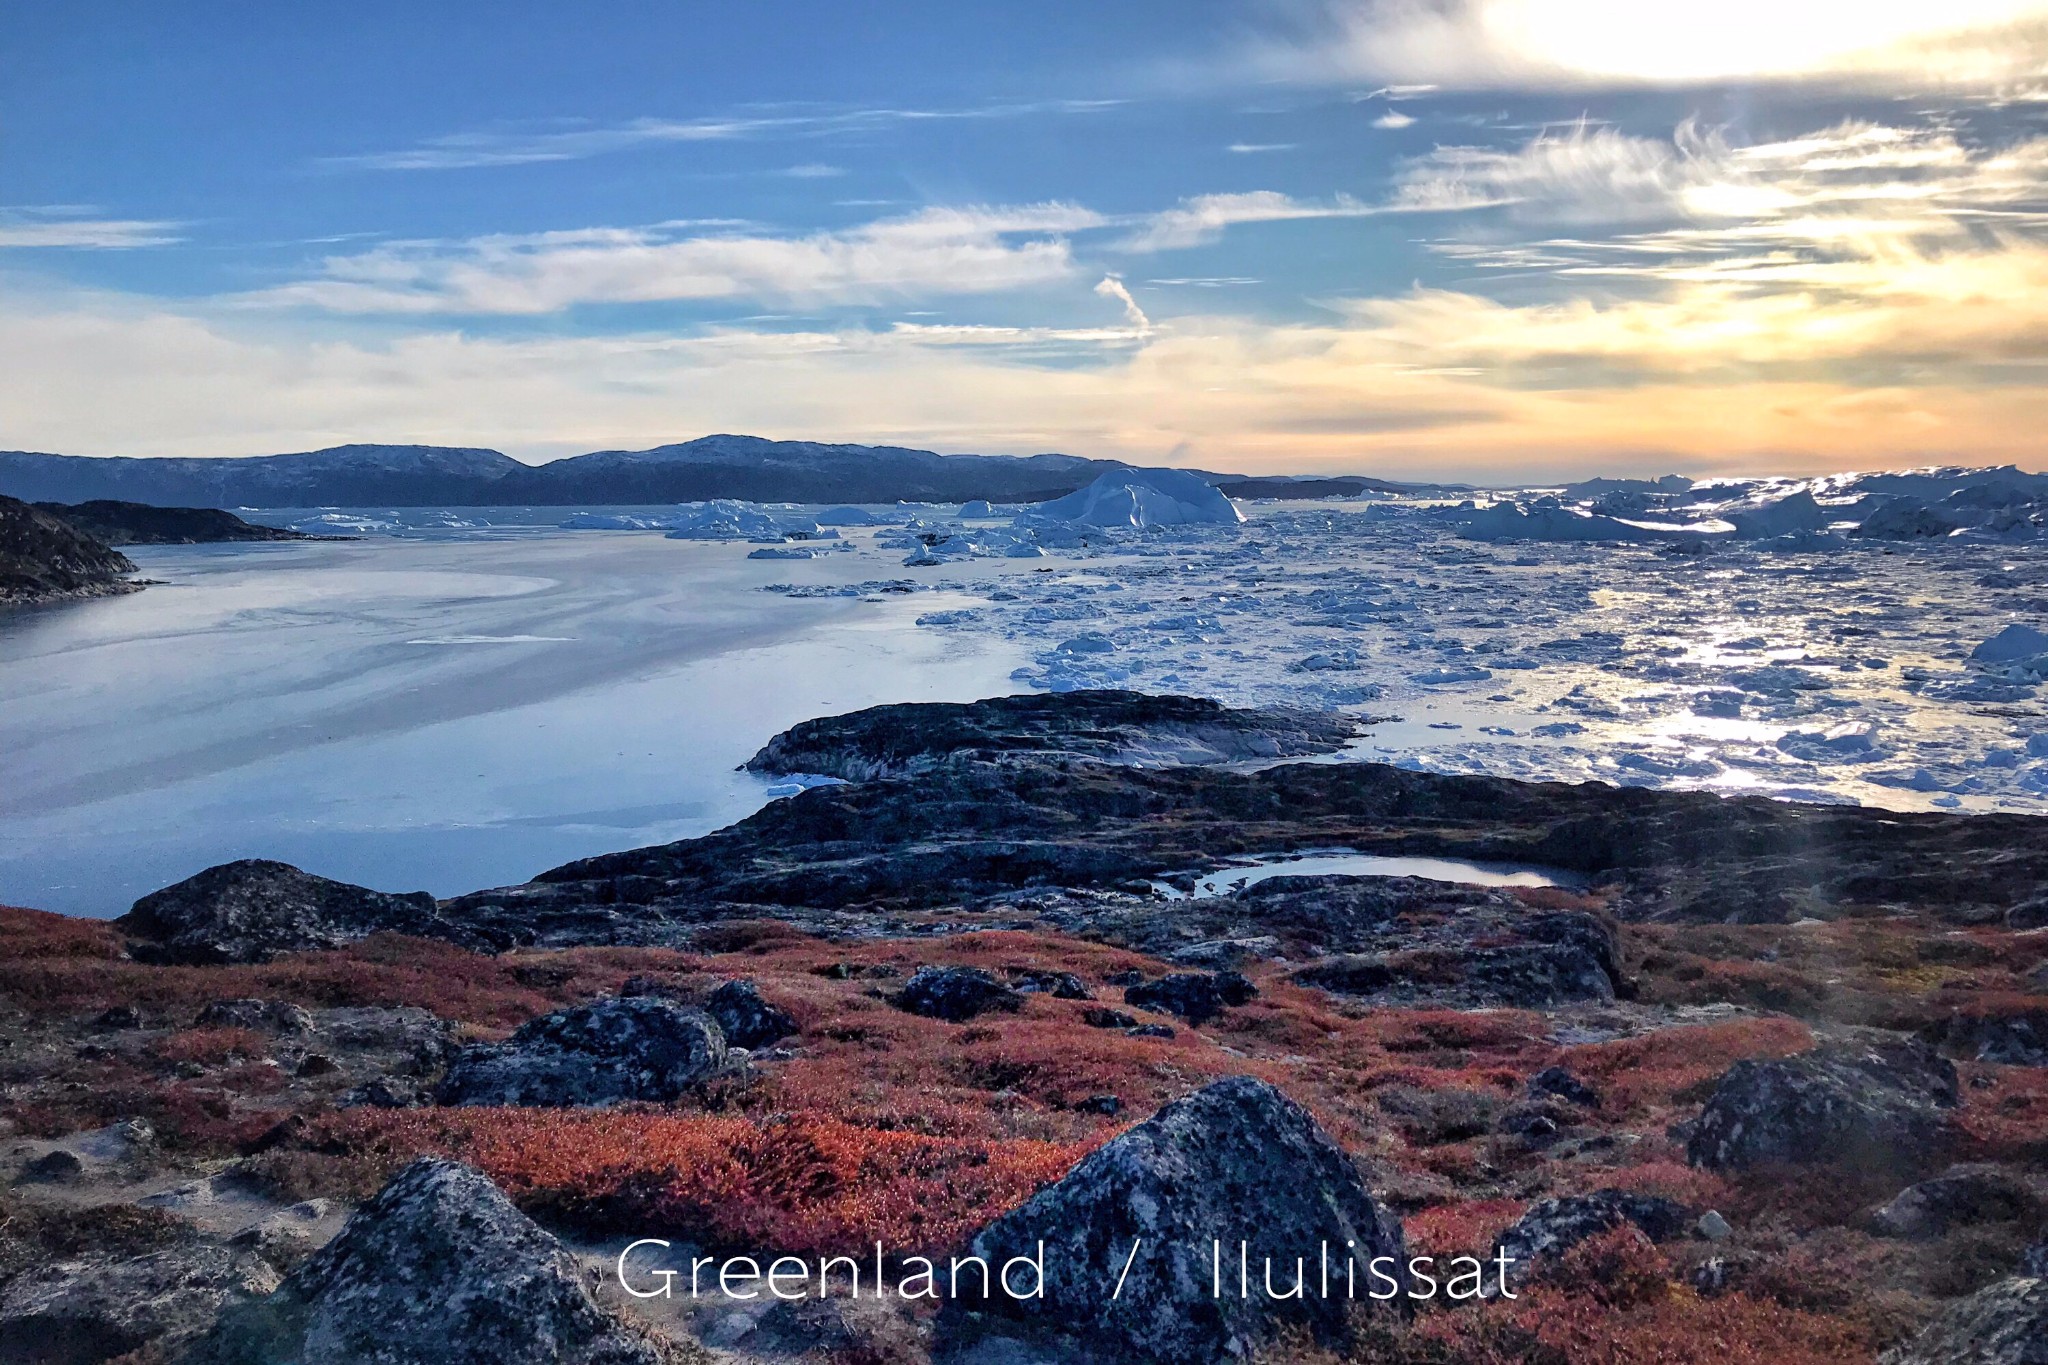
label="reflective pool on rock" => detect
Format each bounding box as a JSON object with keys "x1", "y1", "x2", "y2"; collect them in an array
[{"x1": 1163, "y1": 851, "x2": 1580, "y2": 899}]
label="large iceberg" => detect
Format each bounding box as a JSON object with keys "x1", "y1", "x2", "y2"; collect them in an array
[{"x1": 1022, "y1": 468, "x2": 1244, "y2": 529}]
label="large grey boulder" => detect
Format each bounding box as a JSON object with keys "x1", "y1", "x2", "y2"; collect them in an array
[
  {"x1": 119, "y1": 860, "x2": 477, "y2": 964},
  {"x1": 0, "y1": 1243, "x2": 278, "y2": 1365},
  {"x1": 937, "y1": 1076, "x2": 1405, "y2": 1365},
  {"x1": 1879, "y1": 1276, "x2": 2048, "y2": 1365},
  {"x1": 189, "y1": 1159, "x2": 673, "y2": 1365},
  {"x1": 1687, "y1": 1038, "x2": 1959, "y2": 1173},
  {"x1": 435, "y1": 998, "x2": 726, "y2": 1107}
]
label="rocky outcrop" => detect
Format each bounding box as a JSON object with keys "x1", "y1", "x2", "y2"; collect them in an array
[
  {"x1": 431, "y1": 694, "x2": 2048, "y2": 942},
  {"x1": 0, "y1": 1243, "x2": 277, "y2": 1365},
  {"x1": 1872, "y1": 1166, "x2": 2042, "y2": 1239},
  {"x1": 118, "y1": 860, "x2": 479, "y2": 964},
  {"x1": 704, "y1": 979, "x2": 797, "y2": 1050},
  {"x1": 34, "y1": 501, "x2": 312, "y2": 546},
  {"x1": 1687, "y1": 1038, "x2": 1959, "y2": 1174},
  {"x1": 0, "y1": 493, "x2": 136, "y2": 607},
  {"x1": 1879, "y1": 1276, "x2": 2048, "y2": 1365},
  {"x1": 743, "y1": 690, "x2": 1361, "y2": 780},
  {"x1": 435, "y1": 998, "x2": 727, "y2": 1107},
  {"x1": 189, "y1": 1159, "x2": 674, "y2": 1364},
  {"x1": 937, "y1": 1076, "x2": 1405, "y2": 1365},
  {"x1": 893, "y1": 967, "x2": 1023, "y2": 1022},
  {"x1": 1489, "y1": 1190, "x2": 1692, "y2": 1291}
]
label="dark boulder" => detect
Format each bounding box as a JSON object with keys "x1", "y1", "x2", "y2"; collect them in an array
[
  {"x1": 937, "y1": 1076, "x2": 1405, "y2": 1364},
  {"x1": 1489, "y1": 1190, "x2": 1691, "y2": 1292},
  {"x1": 1527, "y1": 1066, "x2": 1601, "y2": 1109},
  {"x1": 704, "y1": 979, "x2": 797, "y2": 1050},
  {"x1": 190, "y1": 1158, "x2": 673, "y2": 1364},
  {"x1": 1878, "y1": 1276, "x2": 2048, "y2": 1365},
  {"x1": 893, "y1": 967, "x2": 1023, "y2": 1022},
  {"x1": 1872, "y1": 1166, "x2": 2042, "y2": 1239},
  {"x1": 1123, "y1": 972, "x2": 1256, "y2": 1026},
  {"x1": 435, "y1": 998, "x2": 726, "y2": 1107},
  {"x1": 0, "y1": 1243, "x2": 278, "y2": 1365},
  {"x1": 118, "y1": 860, "x2": 470, "y2": 965},
  {"x1": 1082, "y1": 1007, "x2": 1139, "y2": 1030},
  {"x1": 1687, "y1": 1038, "x2": 1959, "y2": 1174}
]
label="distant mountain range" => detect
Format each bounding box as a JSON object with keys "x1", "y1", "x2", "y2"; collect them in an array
[{"x1": 0, "y1": 436, "x2": 1454, "y2": 508}]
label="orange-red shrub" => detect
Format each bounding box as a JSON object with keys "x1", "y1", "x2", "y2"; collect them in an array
[{"x1": 317, "y1": 1107, "x2": 1087, "y2": 1258}]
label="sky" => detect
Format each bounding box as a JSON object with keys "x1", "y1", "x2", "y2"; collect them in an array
[{"x1": 4, "y1": 1, "x2": 2048, "y2": 480}]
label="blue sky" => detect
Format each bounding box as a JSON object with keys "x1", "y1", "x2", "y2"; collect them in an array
[{"x1": 4, "y1": 2, "x2": 2048, "y2": 478}]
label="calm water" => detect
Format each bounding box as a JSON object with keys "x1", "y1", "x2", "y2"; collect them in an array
[{"x1": 0, "y1": 529, "x2": 1025, "y2": 916}]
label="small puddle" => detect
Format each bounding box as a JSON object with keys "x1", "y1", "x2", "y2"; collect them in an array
[{"x1": 1156, "y1": 850, "x2": 1579, "y2": 899}]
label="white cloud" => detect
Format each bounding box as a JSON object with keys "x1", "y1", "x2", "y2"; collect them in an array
[
  {"x1": 1094, "y1": 275, "x2": 1152, "y2": 330},
  {"x1": 1227, "y1": 142, "x2": 1297, "y2": 153},
  {"x1": 246, "y1": 204, "x2": 1104, "y2": 314},
  {"x1": 1372, "y1": 111, "x2": 1417, "y2": 129},
  {"x1": 1248, "y1": 1, "x2": 2048, "y2": 90},
  {"x1": 0, "y1": 208, "x2": 183, "y2": 249},
  {"x1": 1122, "y1": 190, "x2": 1378, "y2": 250}
]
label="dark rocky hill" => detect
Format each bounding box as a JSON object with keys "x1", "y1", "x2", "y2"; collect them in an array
[
  {"x1": 35, "y1": 500, "x2": 313, "y2": 546},
  {"x1": 0, "y1": 494, "x2": 137, "y2": 606}
]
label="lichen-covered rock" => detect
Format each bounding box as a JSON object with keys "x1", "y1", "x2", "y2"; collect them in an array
[
  {"x1": 1687, "y1": 1038, "x2": 1959, "y2": 1173},
  {"x1": 0, "y1": 1243, "x2": 278, "y2": 1365},
  {"x1": 190, "y1": 1159, "x2": 673, "y2": 1365},
  {"x1": 1489, "y1": 1190, "x2": 1691, "y2": 1291},
  {"x1": 119, "y1": 860, "x2": 474, "y2": 965},
  {"x1": 704, "y1": 979, "x2": 797, "y2": 1049},
  {"x1": 893, "y1": 967, "x2": 1023, "y2": 1022},
  {"x1": 2022, "y1": 1236, "x2": 2047, "y2": 1278},
  {"x1": 1871, "y1": 1166, "x2": 2041, "y2": 1239},
  {"x1": 1122, "y1": 972, "x2": 1256, "y2": 1026},
  {"x1": 1878, "y1": 1276, "x2": 2048, "y2": 1365},
  {"x1": 1940, "y1": 1011, "x2": 2048, "y2": 1067},
  {"x1": 937, "y1": 1076, "x2": 1405, "y2": 1364},
  {"x1": 435, "y1": 998, "x2": 726, "y2": 1107}
]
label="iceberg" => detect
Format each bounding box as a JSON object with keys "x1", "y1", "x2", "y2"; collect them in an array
[
  {"x1": 815, "y1": 506, "x2": 889, "y2": 526},
  {"x1": 1969, "y1": 624, "x2": 2048, "y2": 664},
  {"x1": 1022, "y1": 467, "x2": 1244, "y2": 529},
  {"x1": 1724, "y1": 490, "x2": 1830, "y2": 539},
  {"x1": 663, "y1": 500, "x2": 813, "y2": 541},
  {"x1": 959, "y1": 500, "x2": 997, "y2": 518}
]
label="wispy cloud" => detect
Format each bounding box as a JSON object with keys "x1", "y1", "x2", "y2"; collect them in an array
[
  {"x1": 244, "y1": 204, "x2": 1105, "y2": 314},
  {"x1": 1122, "y1": 190, "x2": 1378, "y2": 250},
  {"x1": 1372, "y1": 111, "x2": 1417, "y2": 129},
  {"x1": 0, "y1": 207, "x2": 183, "y2": 249},
  {"x1": 1244, "y1": 1, "x2": 2048, "y2": 90},
  {"x1": 1227, "y1": 142, "x2": 1297, "y2": 154},
  {"x1": 323, "y1": 100, "x2": 1124, "y2": 172}
]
